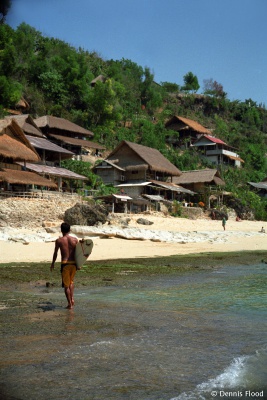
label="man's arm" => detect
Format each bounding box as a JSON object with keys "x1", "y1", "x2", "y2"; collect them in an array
[{"x1": 50, "y1": 240, "x2": 60, "y2": 271}]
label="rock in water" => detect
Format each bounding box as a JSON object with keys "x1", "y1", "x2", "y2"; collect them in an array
[{"x1": 64, "y1": 202, "x2": 108, "y2": 226}]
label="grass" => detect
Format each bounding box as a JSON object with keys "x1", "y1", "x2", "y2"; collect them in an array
[{"x1": 0, "y1": 250, "x2": 265, "y2": 289}]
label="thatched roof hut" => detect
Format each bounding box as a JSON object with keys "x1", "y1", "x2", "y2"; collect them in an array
[
  {"x1": 173, "y1": 169, "x2": 225, "y2": 186},
  {"x1": 25, "y1": 135, "x2": 74, "y2": 162},
  {"x1": 48, "y1": 134, "x2": 105, "y2": 150},
  {"x1": 17, "y1": 162, "x2": 88, "y2": 181},
  {"x1": 15, "y1": 97, "x2": 30, "y2": 111},
  {"x1": 0, "y1": 119, "x2": 40, "y2": 162},
  {"x1": 0, "y1": 169, "x2": 57, "y2": 188},
  {"x1": 90, "y1": 75, "x2": 106, "y2": 87},
  {"x1": 165, "y1": 116, "x2": 212, "y2": 135},
  {"x1": 5, "y1": 115, "x2": 44, "y2": 138},
  {"x1": 35, "y1": 116, "x2": 94, "y2": 138},
  {"x1": 107, "y1": 141, "x2": 181, "y2": 176}
]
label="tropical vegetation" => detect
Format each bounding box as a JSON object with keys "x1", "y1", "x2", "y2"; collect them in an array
[{"x1": 1, "y1": 22, "x2": 267, "y2": 218}]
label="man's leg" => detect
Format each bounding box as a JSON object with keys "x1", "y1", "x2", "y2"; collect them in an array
[
  {"x1": 64, "y1": 286, "x2": 73, "y2": 309},
  {"x1": 70, "y1": 283, "x2": 75, "y2": 306}
]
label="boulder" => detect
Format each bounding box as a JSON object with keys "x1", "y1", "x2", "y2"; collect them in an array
[
  {"x1": 107, "y1": 215, "x2": 131, "y2": 226},
  {"x1": 136, "y1": 218, "x2": 154, "y2": 226},
  {"x1": 64, "y1": 202, "x2": 108, "y2": 226}
]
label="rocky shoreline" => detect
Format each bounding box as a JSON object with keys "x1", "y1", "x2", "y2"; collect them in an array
[
  {"x1": 0, "y1": 221, "x2": 264, "y2": 246},
  {"x1": 0, "y1": 197, "x2": 266, "y2": 245}
]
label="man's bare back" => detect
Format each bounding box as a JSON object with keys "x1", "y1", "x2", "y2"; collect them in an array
[{"x1": 56, "y1": 234, "x2": 78, "y2": 262}]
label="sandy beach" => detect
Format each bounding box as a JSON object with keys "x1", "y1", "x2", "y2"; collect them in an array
[{"x1": 0, "y1": 215, "x2": 266, "y2": 263}]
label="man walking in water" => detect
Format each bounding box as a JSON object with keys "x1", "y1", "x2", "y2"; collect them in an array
[{"x1": 50, "y1": 222, "x2": 78, "y2": 309}]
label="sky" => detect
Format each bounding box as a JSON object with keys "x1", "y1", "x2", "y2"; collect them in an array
[{"x1": 6, "y1": 0, "x2": 267, "y2": 105}]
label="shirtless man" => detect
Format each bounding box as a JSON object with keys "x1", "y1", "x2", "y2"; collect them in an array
[{"x1": 50, "y1": 222, "x2": 78, "y2": 309}]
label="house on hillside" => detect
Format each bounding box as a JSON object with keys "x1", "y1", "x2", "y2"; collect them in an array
[
  {"x1": 25, "y1": 135, "x2": 74, "y2": 164},
  {"x1": 90, "y1": 75, "x2": 106, "y2": 87},
  {"x1": 0, "y1": 118, "x2": 87, "y2": 193},
  {"x1": 34, "y1": 115, "x2": 105, "y2": 160},
  {"x1": 165, "y1": 115, "x2": 212, "y2": 148},
  {"x1": 94, "y1": 140, "x2": 183, "y2": 212},
  {"x1": 16, "y1": 161, "x2": 88, "y2": 193},
  {"x1": 192, "y1": 134, "x2": 244, "y2": 168},
  {"x1": 5, "y1": 97, "x2": 30, "y2": 115},
  {"x1": 248, "y1": 179, "x2": 267, "y2": 198},
  {"x1": 35, "y1": 115, "x2": 94, "y2": 139},
  {"x1": 94, "y1": 140, "x2": 181, "y2": 188},
  {"x1": 5, "y1": 116, "x2": 88, "y2": 191},
  {"x1": 7, "y1": 114, "x2": 75, "y2": 164},
  {"x1": 5, "y1": 114, "x2": 44, "y2": 138},
  {"x1": 0, "y1": 119, "x2": 56, "y2": 192},
  {"x1": 173, "y1": 168, "x2": 225, "y2": 207}
]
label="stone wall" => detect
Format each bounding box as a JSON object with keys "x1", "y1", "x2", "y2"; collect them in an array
[
  {"x1": 0, "y1": 197, "x2": 79, "y2": 229},
  {"x1": 181, "y1": 206, "x2": 205, "y2": 219}
]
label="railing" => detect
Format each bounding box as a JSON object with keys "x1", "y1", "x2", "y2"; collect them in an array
[{"x1": 0, "y1": 190, "x2": 82, "y2": 200}]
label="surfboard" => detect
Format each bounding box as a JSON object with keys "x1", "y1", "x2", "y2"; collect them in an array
[{"x1": 75, "y1": 238, "x2": 94, "y2": 270}]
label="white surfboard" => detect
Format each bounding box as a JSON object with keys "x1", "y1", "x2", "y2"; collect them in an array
[{"x1": 75, "y1": 238, "x2": 94, "y2": 270}]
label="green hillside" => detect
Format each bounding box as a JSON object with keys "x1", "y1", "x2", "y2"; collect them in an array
[{"x1": 1, "y1": 23, "x2": 267, "y2": 218}]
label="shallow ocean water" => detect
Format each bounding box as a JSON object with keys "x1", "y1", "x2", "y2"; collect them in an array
[{"x1": 0, "y1": 263, "x2": 266, "y2": 400}]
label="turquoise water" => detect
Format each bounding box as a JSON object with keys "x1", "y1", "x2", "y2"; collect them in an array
[{"x1": 0, "y1": 262, "x2": 266, "y2": 400}]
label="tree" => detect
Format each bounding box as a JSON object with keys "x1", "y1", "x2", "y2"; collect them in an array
[
  {"x1": 88, "y1": 78, "x2": 122, "y2": 127},
  {"x1": 0, "y1": 75, "x2": 22, "y2": 106},
  {"x1": 161, "y1": 81, "x2": 179, "y2": 93},
  {"x1": 141, "y1": 67, "x2": 163, "y2": 112},
  {"x1": 0, "y1": 0, "x2": 11, "y2": 24},
  {"x1": 182, "y1": 71, "x2": 200, "y2": 93},
  {"x1": 107, "y1": 58, "x2": 144, "y2": 118},
  {"x1": 203, "y1": 78, "x2": 227, "y2": 98}
]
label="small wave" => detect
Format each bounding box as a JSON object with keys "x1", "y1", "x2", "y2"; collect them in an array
[
  {"x1": 89, "y1": 340, "x2": 114, "y2": 347},
  {"x1": 171, "y1": 349, "x2": 267, "y2": 400}
]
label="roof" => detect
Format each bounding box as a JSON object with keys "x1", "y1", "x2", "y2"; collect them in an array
[
  {"x1": 248, "y1": 182, "x2": 267, "y2": 190},
  {"x1": 94, "y1": 159, "x2": 125, "y2": 171},
  {"x1": 107, "y1": 141, "x2": 181, "y2": 176},
  {"x1": 143, "y1": 194, "x2": 165, "y2": 201},
  {"x1": 149, "y1": 180, "x2": 195, "y2": 194},
  {"x1": 115, "y1": 182, "x2": 151, "y2": 187},
  {"x1": 90, "y1": 75, "x2": 106, "y2": 86},
  {"x1": 5, "y1": 115, "x2": 43, "y2": 138},
  {"x1": 0, "y1": 119, "x2": 40, "y2": 162},
  {"x1": 225, "y1": 154, "x2": 244, "y2": 163},
  {"x1": 16, "y1": 162, "x2": 88, "y2": 180},
  {"x1": 49, "y1": 134, "x2": 105, "y2": 149},
  {"x1": 112, "y1": 194, "x2": 132, "y2": 201},
  {"x1": 193, "y1": 134, "x2": 227, "y2": 146},
  {"x1": 0, "y1": 168, "x2": 57, "y2": 188},
  {"x1": 25, "y1": 135, "x2": 74, "y2": 155},
  {"x1": 15, "y1": 97, "x2": 30, "y2": 110},
  {"x1": 34, "y1": 116, "x2": 94, "y2": 137},
  {"x1": 165, "y1": 116, "x2": 212, "y2": 134},
  {"x1": 173, "y1": 169, "x2": 225, "y2": 186}
]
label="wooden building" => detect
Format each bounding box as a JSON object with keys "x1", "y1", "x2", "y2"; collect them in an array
[
  {"x1": 90, "y1": 75, "x2": 106, "y2": 87},
  {"x1": 173, "y1": 168, "x2": 225, "y2": 207},
  {"x1": 165, "y1": 115, "x2": 212, "y2": 148},
  {"x1": 34, "y1": 115, "x2": 105, "y2": 159},
  {"x1": 94, "y1": 140, "x2": 181, "y2": 195},
  {"x1": 5, "y1": 114, "x2": 44, "y2": 138},
  {"x1": 0, "y1": 119, "x2": 56, "y2": 191},
  {"x1": 248, "y1": 179, "x2": 267, "y2": 198},
  {"x1": 192, "y1": 134, "x2": 244, "y2": 168}
]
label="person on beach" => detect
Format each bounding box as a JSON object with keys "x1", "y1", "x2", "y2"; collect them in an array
[
  {"x1": 222, "y1": 216, "x2": 226, "y2": 231},
  {"x1": 50, "y1": 222, "x2": 78, "y2": 309}
]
